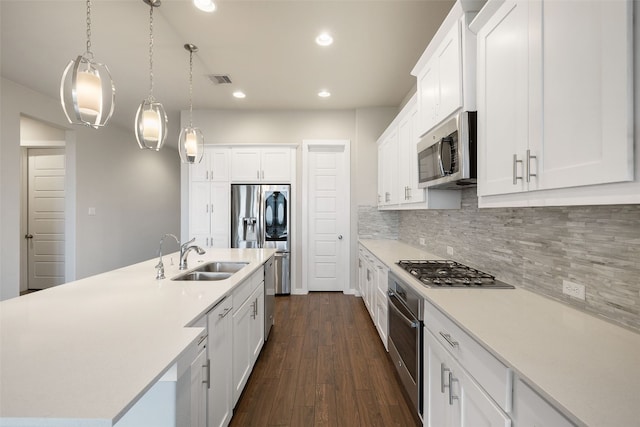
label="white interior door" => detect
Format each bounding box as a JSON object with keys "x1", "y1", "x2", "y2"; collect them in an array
[
  {"x1": 27, "y1": 148, "x2": 66, "y2": 289},
  {"x1": 303, "y1": 141, "x2": 350, "y2": 292}
]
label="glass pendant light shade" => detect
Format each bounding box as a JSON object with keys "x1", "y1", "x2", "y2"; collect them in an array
[
  {"x1": 135, "y1": 98, "x2": 168, "y2": 150},
  {"x1": 135, "y1": 0, "x2": 167, "y2": 151},
  {"x1": 179, "y1": 43, "x2": 205, "y2": 164},
  {"x1": 178, "y1": 126, "x2": 204, "y2": 163},
  {"x1": 60, "y1": 0, "x2": 115, "y2": 129}
]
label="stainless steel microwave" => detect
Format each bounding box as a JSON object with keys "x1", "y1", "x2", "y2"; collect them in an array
[{"x1": 417, "y1": 111, "x2": 477, "y2": 189}]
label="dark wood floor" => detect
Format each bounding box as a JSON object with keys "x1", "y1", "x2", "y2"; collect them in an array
[{"x1": 230, "y1": 292, "x2": 420, "y2": 427}]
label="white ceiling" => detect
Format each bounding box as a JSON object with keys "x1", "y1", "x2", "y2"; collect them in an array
[{"x1": 1, "y1": 0, "x2": 454, "y2": 142}]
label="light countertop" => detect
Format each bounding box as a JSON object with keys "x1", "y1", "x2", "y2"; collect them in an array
[
  {"x1": 0, "y1": 248, "x2": 276, "y2": 426},
  {"x1": 360, "y1": 239, "x2": 640, "y2": 427}
]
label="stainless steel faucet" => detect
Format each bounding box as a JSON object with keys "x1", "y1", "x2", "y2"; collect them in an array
[
  {"x1": 179, "y1": 237, "x2": 206, "y2": 270},
  {"x1": 155, "y1": 233, "x2": 180, "y2": 280}
]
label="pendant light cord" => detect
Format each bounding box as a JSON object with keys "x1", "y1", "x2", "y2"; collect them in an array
[
  {"x1": 85, "y1": 0, "x2": 93, "y2": 58},
  {"x1": 189, "y1": 49, "x2": 194, "y2": 127},
  {"x1": 148, "y1": 3, "x2": 155, "y2": 99}
]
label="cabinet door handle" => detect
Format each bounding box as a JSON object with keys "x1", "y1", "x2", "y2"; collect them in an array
[
  {"x1": 526, "y1": 149, "x2": 537, "y2": 183},
  {"x1": 210, "y1": 203, "x2": 214, "y2": 213},
  {"x1": 439, "y1": 331, "x2": 459, "y2": 349},
  {"x1": 448, "y1": 371, "x2": 459, "y2": 405},
  {"x1": 440, "y1": 363, "x2": 450, "y2": 393},
  {"x1": 513, "y1": 154, "x2": 523, "y2": 185},
  {"x1": 254, "y1": 298, "x2": 259, "y2": 316},
  {"x1": 203, "y1": 359, "x2": 211, "y2": 389},
  {"x1": 206, "y1": 171, "x2": 209, "y2": 180}
]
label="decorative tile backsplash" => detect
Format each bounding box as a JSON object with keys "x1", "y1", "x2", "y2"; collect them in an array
[
  {"x1": 357, "y1": 205, "x2": 399, "y2": 240},
  {"x1": 398, "y1": 189, "x2": 640, "y2": 332}
]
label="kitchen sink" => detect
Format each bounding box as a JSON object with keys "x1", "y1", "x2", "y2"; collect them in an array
[{"x1": 171, "y1": 261, "x2": 249, "y2": 281}]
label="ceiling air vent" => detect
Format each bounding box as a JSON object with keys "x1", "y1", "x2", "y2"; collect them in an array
[{"x1": 208, "y1": 74, "x2": 232, "y2": 85}]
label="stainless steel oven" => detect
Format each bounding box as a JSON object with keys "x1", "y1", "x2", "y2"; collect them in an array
[{"x1": 388, "y1": 271, "x2": 423, "y2": 417}]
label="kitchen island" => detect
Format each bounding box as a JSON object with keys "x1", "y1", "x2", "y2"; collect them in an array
[
  {"x1": 0, "y1": 248, "x2": 276, "y2": 427},
  {"x1": 360, "y1": 239, "x2": 640, "y2": 427}
]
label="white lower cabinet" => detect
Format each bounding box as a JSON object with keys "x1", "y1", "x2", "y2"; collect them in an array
[
  {"x1": 232, "y1": 269, "x2": 265, "y2": 405},
  {"x1": 207, "y1": 296, "x2": 233, "y2": 427},
  {"x1": 190, "y1": 346, "x2": 208, "y2": 427},
  {"x1": 513, "y1": 378, "x2": 576, "y2": 427},
  {"x1": 357, "y1": 244, "x2": 388, "y2": 350},
  {"x1": 425, "y1": 330, "x2": 511, "y2": 427}
]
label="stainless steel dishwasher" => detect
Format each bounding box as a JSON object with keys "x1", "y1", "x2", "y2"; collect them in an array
[{"x1": 264, "y1": 255, "x2": 275, "y2": 340}]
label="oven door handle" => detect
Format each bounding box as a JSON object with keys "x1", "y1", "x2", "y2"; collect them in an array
[{"x1": 388, "y1": 293, "x2": 419, "y2": 329}]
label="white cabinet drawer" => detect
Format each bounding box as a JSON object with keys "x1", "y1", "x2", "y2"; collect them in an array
[
  {"x1": 424, "y1": 299, "x2": 512, "y2": 411},
  {"x1": 233, "y1": 267, "x2": 264, "y2": 313}
]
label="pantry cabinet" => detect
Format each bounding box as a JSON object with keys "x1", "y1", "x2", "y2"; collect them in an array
[
  {"x1": 189, "y1": 147, "x2": 230, "y2": 248},
  {"x1": 230, "y1": 147, "x2": 292, "y2": 183},
  {"x1": 189, "y1": 182, "x2": 229, "y2": 249},
  {"x1": 474, "y1": 0, "x2": 634, "y2": 202}
]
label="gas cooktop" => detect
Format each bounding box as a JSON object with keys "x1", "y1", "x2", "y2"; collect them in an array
[{"x1": 397, "y1": 260, "x2": 514, "y2": 289}]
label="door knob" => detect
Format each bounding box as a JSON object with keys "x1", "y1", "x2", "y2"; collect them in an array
[
  {"x1": 338, "y1": 235, "x2": 343, "y2": 240},
  {"x1": 25, "y1": 234, "x2": 34, "y2": 239}
]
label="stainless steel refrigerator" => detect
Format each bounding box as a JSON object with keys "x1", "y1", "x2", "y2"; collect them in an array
[{"x1": 231, "y1": 184, "x2": 291, "y2": 295}]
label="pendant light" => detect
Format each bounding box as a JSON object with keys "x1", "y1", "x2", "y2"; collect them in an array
[
  {"x1": 60, "y1": 0, "x2": 115, "y2": 129},
  {"x1": 135, "y1": 0, "x2": 168, "y2": 151},
  {"x1": 178, "y1": 44, "x2": 205, "y2": 164}
]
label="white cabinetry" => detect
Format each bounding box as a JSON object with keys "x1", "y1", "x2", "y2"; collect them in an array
[
  {"x1": 230, "y1": 147, "x2": 292, "y2": 183},
  {"x1": 425, "y1": 331, "x2": 511, "y2": 427},
  {"x1": 232, "y1": 267, "x2": 265, "y2": 405},
  {"x1": 377, "y1": 95, "x2": 461, "y2": 211},
  {"x1": 189, "y1": 346, "x2": 208, "y2": 427},
  {"x1": 412, "y1": 2, "x2": 477, "y2": 138},
  {"x1": 357, "y1": 244, "x2": 388, "y2": 349},
  {"x1": 474, "y1": 0, "x2": 634, "y2": 205},
  {"x1": 189, "y1": 147, "x2": 230, "y2": 249},
  {"x1": 207, "y1": 297, "x2": 233, "y2": 427},
  {"x1": 374, "y1": 260, "x2": 388, "y2": 351},
  {"x1": 423, "y1": 298, "x2": 512, "y2": 427},
  {"x1": 378, "y1": 130, "x2": 399, "y2": 206},
  {"x1": 415, "y1": 21, "x2": 462, "y2": 137},
  {"x1": 513, "y1": 378, "x2": 576, "y2": 427}
]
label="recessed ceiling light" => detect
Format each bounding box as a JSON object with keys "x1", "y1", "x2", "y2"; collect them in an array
[
  {"x1": 233, "y1": 91, "x2": 246, "y2": 99},
  {"x1": 318, "y1": 90, "x2": 331, "y2": 98},
  {"x1": 193, "y1": 0, "x2": 216, "y2": 12},
  {"x1": 315, "y1": 33, "x2": 333, "y2": 47}
]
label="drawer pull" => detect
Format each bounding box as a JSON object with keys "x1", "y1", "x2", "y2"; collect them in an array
[
  {"x1": 218, "y1": 307, "x2": 232, "y2": 318},
  {"x1": 439, "y1": 331, "x2": 459, "y2": 348}
]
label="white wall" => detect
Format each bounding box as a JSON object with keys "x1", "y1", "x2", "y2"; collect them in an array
[
  {"x1": 180, "y1": 108, "x2": 394, "y2": 293},
  {"x1": 1, "y1": 78, "x2": 181, "y2": 299}
]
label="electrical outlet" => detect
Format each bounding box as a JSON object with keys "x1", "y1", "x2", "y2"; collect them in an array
[
  {"x1": 447, "y1": 246, "x2": 454, "y2": 256},
  {"x1": 562, "y1": 280, "x2": 586, "y2": 300},
  {"x1": 419, "y1": 238, "x2": 426, "y2": 246}
]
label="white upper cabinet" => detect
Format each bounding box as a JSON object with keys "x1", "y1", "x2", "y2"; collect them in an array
[
  {"x1": 377, "y1": 95, "x2": 461, "y2": 210},
  {"x1": 230, "y1": 147, "x2": 293, "y2": 183},
  {"x1": 398, "y1": 99, "x2": 425, "y2": 205},
  {"x1": 475, "y1": 0, "x2": 530, "y2": 196},
  {"x1": 473, "y1": 0, "x2": 634, "y2": 205},
  {"x1": 412, "y1": 2, "x2": 477, "y2": 138},
  {"x1": 416, "y1": 22, "x2": 462, "y2": 137},
  {"x1": 191, "y1": 147, "x2": 229, "y2": 182}
]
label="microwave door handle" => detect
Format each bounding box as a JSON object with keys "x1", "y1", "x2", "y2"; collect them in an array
[{"x1": 437, "y1": 141, "x2": 446, "y2": 176}]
